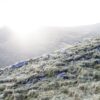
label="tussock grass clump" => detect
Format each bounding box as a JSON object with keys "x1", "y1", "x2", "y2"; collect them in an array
[
  {"x1": 27, "y1": 90, "x2": 38, "y2": 99},
  {"x1": 94, "y1": 85, "x2": 100, "y2": 94},
  {"x1": 60, "y1": 86, "x2": 69, "y2": 94},
  {"x1": 44, "y1": 67, "x2": 59, "y2": 77},
  {"x1": 93, "y1": 70, "x2": 100, "y2": 81},
  {"x1": 0, "y1": 85, "x2": 5, "y2": 92}
]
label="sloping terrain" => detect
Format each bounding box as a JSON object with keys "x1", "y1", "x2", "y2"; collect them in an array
[
  {"x1": 0, "y1": 37, "x2": 100, "y2": 100},
  {"x1": 1, "y1": 23, "x2": 100, "y2": 67}
]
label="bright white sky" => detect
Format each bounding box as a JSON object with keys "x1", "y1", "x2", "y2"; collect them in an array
[
  {"x1": 0, "y1": 0, "x2": 100, "y2": 62},
  {"x1": 0, "y1": 0, "x2": 100, "y2": 33},
  {"x1": 0, "y1": 0, "x2": 100, "y2": 47}
]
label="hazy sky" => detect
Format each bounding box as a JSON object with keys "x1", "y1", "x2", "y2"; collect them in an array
[
  {"x1": 0, "y1": 0, "x2": 100, "y2": 33},
  {"x1": 0, "y1": 0, "x2": 100, "y2": 47},
  {"x1": 0, "y1": 0, "x2": 100, "y2": 66}
]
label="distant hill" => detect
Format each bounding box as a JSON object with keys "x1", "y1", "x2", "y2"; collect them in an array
[{"x1": 0, "y1": 36, "x2": 100, "y2": 100}]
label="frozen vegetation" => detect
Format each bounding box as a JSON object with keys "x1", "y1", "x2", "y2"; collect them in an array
[{"x1": 0, "y1": 37, "x2": 100, "y2": 100}]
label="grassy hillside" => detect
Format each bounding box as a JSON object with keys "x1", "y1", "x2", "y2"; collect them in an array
[{"x1": 0, "y1": 37, "x2": 100, "y2": 100}]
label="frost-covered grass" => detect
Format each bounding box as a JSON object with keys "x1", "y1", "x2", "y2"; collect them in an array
[{"x1": 0, "y1": 37, "x2": 100, "y2": 100}]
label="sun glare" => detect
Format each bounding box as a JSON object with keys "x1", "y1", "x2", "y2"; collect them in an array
[
  {"x1": 11, "y1": 27, "x2": 47, "y2": 50},
  {"x1": 0, "y1": 0, "x2": 100, "y2": 47}
]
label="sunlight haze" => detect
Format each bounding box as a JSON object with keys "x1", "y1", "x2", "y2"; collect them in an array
[
  {"x1": 0, "y1": 0, "x2": 100, "y2": 33},
  {"x1": 0, "y1": 0, "x2": 100, "y2": 67}
]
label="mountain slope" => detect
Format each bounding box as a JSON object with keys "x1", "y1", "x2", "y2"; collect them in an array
[
  {"x1": 0, "y1": 37, "x2": 100, "y2": 100},
  {"x1": 1, "y1": 23, "x2": 100, "y2": 67}
]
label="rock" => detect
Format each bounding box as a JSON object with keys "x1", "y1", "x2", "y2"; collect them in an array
[
  {"x1": 11, "y1": 61, "x2": 28, "y2": 68},
  {"x1": 57, "y1": 72, "x2": 68, "y2": 79}
]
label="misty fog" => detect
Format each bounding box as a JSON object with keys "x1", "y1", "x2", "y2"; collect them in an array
[{"x1": 0, "y1": 23, "x2": 100, "y2": 67}]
